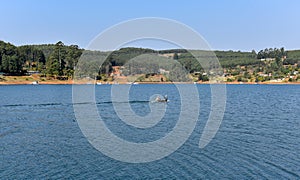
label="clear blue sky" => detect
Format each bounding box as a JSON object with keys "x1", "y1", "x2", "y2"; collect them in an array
[{"x1": 1, "y1": 0, "x2": 300, "y2": 51}]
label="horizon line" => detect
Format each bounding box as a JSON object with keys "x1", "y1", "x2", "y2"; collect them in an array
[{"x1": 2, "y1": 39, "x2": 300, "y2": 52}]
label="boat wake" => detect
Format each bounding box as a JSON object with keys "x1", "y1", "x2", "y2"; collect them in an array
[{"x1": 0, "y1": 101, "x2": 155, "y2": 108}]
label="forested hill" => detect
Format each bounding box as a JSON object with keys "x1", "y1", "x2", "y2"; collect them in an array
[
  {"x1": 0, "y1": 41, "x2": 83, "y2": 76},
  {"x1": 0, "y1": 40, "x2": 299, "y2": 82}
]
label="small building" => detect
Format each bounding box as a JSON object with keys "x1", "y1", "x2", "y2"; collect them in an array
[
  {"x1": 26, "y1": 71, "x2": 40, "y2": 75},
  {"x1": 159, "y1": 68, "x2": 170, "y2": 74},
  {"x1": 111, "y1": 66, "x2": 122, "y2": 77},
  {"x1": 258, "y1": 73, "x2": 268, "y2": 77},
  {"x1": 260, "y1": 58, "x2": 275, "y2": 61}
]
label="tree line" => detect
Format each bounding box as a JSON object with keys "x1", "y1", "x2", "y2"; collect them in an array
[
  {"x1": 257, "y1": 47, "x2": 287, "y2": 60},
  {"x1": 1, "y1": 40, "x2": 299, "y2": 81},
  {"x1": 0, "y1": 40, "x2": 83, "y2": 77}
]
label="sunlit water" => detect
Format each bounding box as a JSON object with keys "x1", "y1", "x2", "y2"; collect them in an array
[{"x1": 0, "y1": 84, "x2": 299, "y2": 178}]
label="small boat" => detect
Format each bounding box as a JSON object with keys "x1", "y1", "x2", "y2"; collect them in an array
[
  {"x1": 155, "y1": 95, "x2": 168, "y2": 103},
  {"x1": 32, "y1": 81, "x2": 39, "y2": 85},
  {"x1": 156, "y1": 99, "x2": 168, "y2": 102},
  {"x1": 96, "y1": 82, "x2": 102, "y2": 85}
]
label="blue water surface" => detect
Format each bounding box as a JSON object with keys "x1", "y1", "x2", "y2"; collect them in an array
[{"x1": 0, "y1": 84, "x2": 299, "y2": 179}]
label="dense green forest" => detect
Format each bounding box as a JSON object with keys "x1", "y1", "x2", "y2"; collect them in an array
[
  {"x1": 0, "y1": 41, "x2": 24, "y2": 75},
  {"x1": 0, "y1": 40, "x2": 83, "y2": 76},
  {"x1": 1, "y1": 40, "x2": 299, "y2": 82}
]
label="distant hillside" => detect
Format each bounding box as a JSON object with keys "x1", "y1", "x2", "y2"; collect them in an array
[
  {"x1": 285, "y1": 50, "x2": 300, "y2": 65},
  {"x1": 0, "y1": 40, "x2": 299, "y2": 83}
]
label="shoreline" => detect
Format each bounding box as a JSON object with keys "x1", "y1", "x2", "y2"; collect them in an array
[
  {"x1": 1, "y1": 75, "x2": 299, "y2": 85},
  {"x1": 1, "y1": 80, "x2": 300, "y2": 85}
]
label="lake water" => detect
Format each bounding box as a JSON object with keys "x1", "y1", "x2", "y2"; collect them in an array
[{"x1": 1, "y1": 84, "x2": 300, "y2": 179}]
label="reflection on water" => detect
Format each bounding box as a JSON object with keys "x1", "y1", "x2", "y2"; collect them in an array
[{"x1": 0, "y1": 84, "x2": 300, "y2": 178}]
